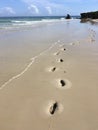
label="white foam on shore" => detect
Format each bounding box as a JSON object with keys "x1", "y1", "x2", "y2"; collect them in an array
[{"x1": 0, "y1": 41, "x2": 59, "y2": 90}]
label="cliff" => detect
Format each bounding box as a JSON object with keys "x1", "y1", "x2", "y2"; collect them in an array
[{"x1": 81, "y1": 11, "x2": 98, "y2": 19}]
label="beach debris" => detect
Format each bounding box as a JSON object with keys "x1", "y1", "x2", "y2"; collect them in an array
[
  {"x1": 60, "y1": 80, "x2": 66, "y2": 87},
  {"x1": 49, "y1": 101, "x2": 58, "y2": 115}
]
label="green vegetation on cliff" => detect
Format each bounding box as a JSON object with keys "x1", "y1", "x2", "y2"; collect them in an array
[{"x1": 81, "y1": 11, "x2": 98, "y2": 19}]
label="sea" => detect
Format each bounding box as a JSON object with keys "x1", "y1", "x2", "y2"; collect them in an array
[{"x1": 0, "y1": 16, "x2": 80, "y2": 31}]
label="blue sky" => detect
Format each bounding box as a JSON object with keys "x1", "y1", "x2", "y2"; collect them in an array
[{"x1": 0, "y1": 0, "x2": 98, "y2": 16}]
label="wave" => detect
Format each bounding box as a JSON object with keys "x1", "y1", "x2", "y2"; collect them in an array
[{"x1": 0, "y1": 16, "x2": 67, "y2": 31}]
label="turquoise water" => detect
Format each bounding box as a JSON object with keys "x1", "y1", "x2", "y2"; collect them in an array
[{"x1": 0, "y1": 16, "x2": 79, "y2": 30}]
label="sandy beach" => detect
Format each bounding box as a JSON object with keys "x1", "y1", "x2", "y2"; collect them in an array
[{"x1": 0, "y1": 19, "x2": 98, "y2": 130}]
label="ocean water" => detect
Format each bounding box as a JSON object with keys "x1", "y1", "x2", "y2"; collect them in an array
[{"x1": 0, "y1": 16, "x2": 79, "y2": 30}]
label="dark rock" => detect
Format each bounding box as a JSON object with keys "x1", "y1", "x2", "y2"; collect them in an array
[
  {"x1": 66, "y1": 14, "x2": 71, "y2": 19},
  {"x1": 81, "y1": 11, "x2": 98, "y2": 19}
]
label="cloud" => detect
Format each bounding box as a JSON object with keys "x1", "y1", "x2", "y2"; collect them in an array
[
  {"x1": 22, "y1": 0, "x2": 92, "y2": 15},
  {"x1": 21, "y1": 0, "x2": 68, "y2": 15},
  {"x1": 21, "y1": 0, "x2": 49, "y2": 5},
  {"x1": 28, "y1": 4, "x2": 39, "y2": 14},
  {"x1": 0, "y1": 7, "x2": 15, "y2": 15},
  {"x1": 45, "y1": 6, "x2": 52, "y2": 14}
]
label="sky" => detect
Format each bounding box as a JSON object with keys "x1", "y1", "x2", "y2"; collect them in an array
[{"x1": 0, "y1": 0, "x2": 98, "y2": 16}]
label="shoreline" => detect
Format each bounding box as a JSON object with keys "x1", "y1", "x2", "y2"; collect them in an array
[{"x1": 0, "y1": 40, "x2": 59, "y2": 90}]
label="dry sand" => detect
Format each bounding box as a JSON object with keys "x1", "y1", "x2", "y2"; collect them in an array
[{"x1": 0, "y1": 20, "x2": 98, "y2": 130}]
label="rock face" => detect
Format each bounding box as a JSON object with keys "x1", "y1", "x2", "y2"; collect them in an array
[
  {"x1": 49, "y1": 102, "x2": 58, "y2": 115},
  {"x1": 81, "y1": 11, "x2": 98, "y2": 19},
  {"x1": 66, "y1": 14, "x2": 71, "y2": 19}
]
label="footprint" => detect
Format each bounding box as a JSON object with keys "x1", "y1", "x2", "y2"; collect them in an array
[
  {"x1": 59, "y1": 44, "x2": 64, "y2": 47},
  {"x1": 46, "y1": 66, "x2": 58, "y2": 72},
  {"x1": 70, "y1": 42, "x2": 75, "y2": 46},
  {"x1": 49, "y1": 101, "x2": 58, "y2": 115},
  {"x1": 53, "y1": 47, "x2": 66, "y2": 56},
  {"x1": 54, "y1": 51, "x2": 60, "y2": 56},
  {"x1": 56, "y1": 79, "x2": 72, "y2": 89},
  {"x1": 44, "y1": 100, "x2": 63, "y2": 116},
  {"x1": 61, "y1": 48, "x2": 66, "y2": 51},
  {"x1": 63, "y1": 48, "x2": 66, "y2": 51},
  {"x1": 58, "y1": 58, "x2": 64, "y2": 63},
  {"x1": 60, "y1": 80, "x2": 66, "y2": 87},
  {"x1": 89, "y1": 37, "x2": 95, "y2": 43},
  {"x1": 64, "y1": 70, "x2": 66, "y2": 73},
  {"x1": 51, "y1": 67, "x2": 56, "y2": 72}
]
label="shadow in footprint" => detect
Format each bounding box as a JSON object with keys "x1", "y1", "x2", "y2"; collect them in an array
[
  {"x1": 44, "y1": 100, "x2": 64, "y2": 116},
  {"x1": 46, "y1": 66, "x2": 57, "y2": 72},
  {"x1": 64, "y1": 70, "x2": 66, "y2": 73},
  {"x1": 61, "y1": 48, "x2": 66, "y2": 51},
  {"x1": 49, "y1": 101, "x2": 58, "y2": 115},
  {"x1": 54, "y1": 51, "x2": 60, "y2": 56},
  {"x1": 60, "y1": 80, "x2": 66, "y2": 87},
  {"x1": 51, "y1": 67, "x2": 56, "y2": 72},
  {"x1": 59, "y1": 59, "x2": 64, "y2": 62},
  {"x1": 56, "y1": 79, "x2": 72, "y2": 89}
]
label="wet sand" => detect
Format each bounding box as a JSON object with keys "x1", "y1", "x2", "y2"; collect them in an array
[{"x1": 0, "y1": 19, "x2": 98, "y2": 130}]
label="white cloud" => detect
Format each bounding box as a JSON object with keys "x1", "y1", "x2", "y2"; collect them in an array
[
  {"x1": 21, "y1": 0, "x2": 49, "y2": 5},
  {"x1": 21, "y1": 0, "x2": 72, "y2": 15},
  {"x1": 0, "y1": 7, "x2": 15, "y2": 15},
  {"x1": 45, "y1": 6, "x2": 52, "y2": 14},
  {"x1": 28, "y1": 4, "x2": 39, "y2": 14}
]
